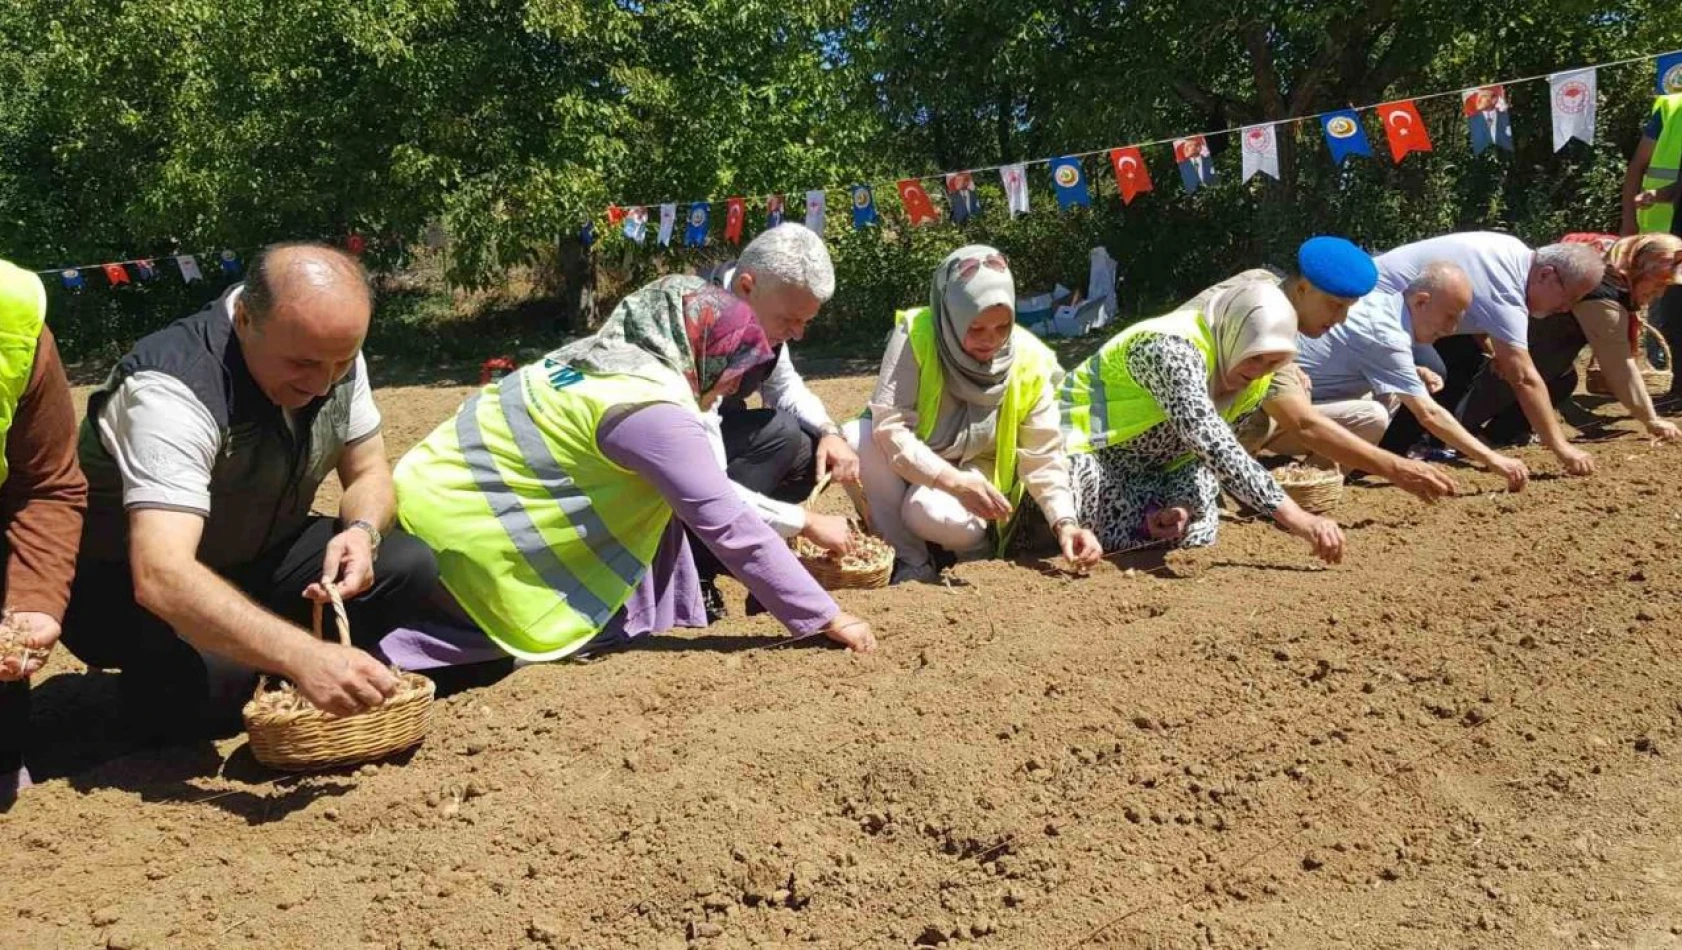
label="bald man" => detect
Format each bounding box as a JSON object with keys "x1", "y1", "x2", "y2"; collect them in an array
[
  {"x1": 61, "y1": 243, "x2": 439, "y2": 742},
  {"x1": 1274, "y1": 262, "x2": 1530, "y2": 492}
]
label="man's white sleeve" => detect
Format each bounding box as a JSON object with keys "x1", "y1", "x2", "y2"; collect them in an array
[
  {"x1": 347, "y1": 353, "x2": 383, "y2": 444},
  {"x1": 760, "y1": 347, "x2": 835, "y2": 435},
  {"x1": 96, "y1": 372, "x2": 220, "y2": 514}
]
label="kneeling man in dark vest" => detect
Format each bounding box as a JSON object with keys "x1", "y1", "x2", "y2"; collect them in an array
[{"x1": 63, "y1": 243, "x2": 439, "y2": 739}]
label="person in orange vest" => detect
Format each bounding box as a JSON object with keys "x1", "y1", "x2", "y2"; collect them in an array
[{"x1": 0, "y1": 258, "x2": 89, "y2": 809}]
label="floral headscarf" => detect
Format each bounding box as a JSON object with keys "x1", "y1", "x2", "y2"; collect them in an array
[
  {"x1": 550, "y1": 274, "x2": 772, "y2": 399},
  {"x1": 1562, "y1": 232, "x2": 1682, "y2": 348}
]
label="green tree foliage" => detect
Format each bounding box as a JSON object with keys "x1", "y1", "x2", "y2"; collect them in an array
[{"x1": 1, "y1": 0, "x2": 1678, "y2": 358}]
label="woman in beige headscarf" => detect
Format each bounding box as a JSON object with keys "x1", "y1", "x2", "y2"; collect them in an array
[
  {"x1": 1060, "y1": 282, "x2": 1344, "y2": 562},
  {"x1": 846, "y1": 245, "x2": 1102, "y2": 584}
]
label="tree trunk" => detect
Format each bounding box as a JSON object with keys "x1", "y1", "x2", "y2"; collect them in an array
[{"x1": 556, "y1": 235, "x2": 598, "y2": 333}]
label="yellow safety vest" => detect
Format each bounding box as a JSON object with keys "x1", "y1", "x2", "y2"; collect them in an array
[
  {"x1": 885, "y1": 307, "x2": 1061, "y2": 557},
  {"x1": 0, "y1": 261, "x2": 46, "y2": 487},
  {"x1": 894, "y1": 306, "x2": 1060, "y2": 509},
  {"x1": 1059, "y1": 308, "x2": 1272, "y2": 470},
  {"x1": 395, "y1": 356, "x2": 692, "y2": 661},
  {"x1": 1639, "y1": 94, "x2": 1682, "y2": 234}
]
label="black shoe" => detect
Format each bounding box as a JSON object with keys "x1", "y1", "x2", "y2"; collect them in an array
[{"x1": 700, "y1": 579, "x2": 728, "y2": 624}]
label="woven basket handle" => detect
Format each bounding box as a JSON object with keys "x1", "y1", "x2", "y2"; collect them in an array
[
  {"x1": 1641, "y1": 319, "x2": 1674, "y2": 369},
  {"x1": 252, "y1": 583, "x2": 349, "y2": 699},
  {"x1": 804, "y1": 472, "x2": 833, "y2": 507},
  {"x1": 805, "y1": 472, "x2": 878, "y2": 536},
  {"x1": 312, "y1": 582, "x2": 351, "y2": 647}
]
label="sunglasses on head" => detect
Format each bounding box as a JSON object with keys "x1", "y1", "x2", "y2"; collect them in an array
[{"x1": 953, "y1": 252, "x2": 1009, "y2": 283}]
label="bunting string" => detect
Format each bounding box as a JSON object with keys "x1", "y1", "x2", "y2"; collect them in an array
[
  {"x1": 607, "y1": 47, "x2": 1682, "y2": 215},
  {"x1": 22, "y1": 48, "x2": 1682, "y2": 283}
]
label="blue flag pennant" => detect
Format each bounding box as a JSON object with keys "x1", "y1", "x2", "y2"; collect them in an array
[
  {"x1": 218, "y1": 250, "x2": 242, "y2": 276},
  {"x1": 1321, "y1": 109, "x2": 1372, "y2": 165},
  {"x1": 1659, "y1": 51, "x2": 1682, "y2": 95},
  {"x1": 60, "y1": 268, "x2": 84, "y2": 291},
  {"x1": 1049, "y1": 157, "x2": 1090, "y2": 209},
  {"x1": 850, "y1": 185, "x2": 878, "y2": 228},
  {"x1": 684, "y1": 202, "x2": 710, "y2": 247},
  {"x1": 580, "y1": 220, "x2": 596, "y2": 250}
]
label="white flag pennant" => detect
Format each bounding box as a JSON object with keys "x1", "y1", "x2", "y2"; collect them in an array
[
  {"x1": 1548, "y1": 68, "x2": 1597, "y2": 152},
  {"x1": 657, "y1": 203, "x2": 676, "y2": 247},
  {"x1": 1000, "y1": 163, "x2": 1029, "y2": 217},
  {"x1": 176, "y1": 254, "x2": 202, "y2": 284},
  {"x1": 1240, "y1": 123, "x2": 1281, "y2": 183},
  {"x1": 804, "y1": 190, "x2": 826, "y2": 233}
]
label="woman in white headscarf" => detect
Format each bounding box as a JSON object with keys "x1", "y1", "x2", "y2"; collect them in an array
[
  {"x1": 1060, "y1": 282, "x2": 1344, "y2": 562},
  {"x1": 846, "y1": 245, "x2": 1102, "y2": 584}
]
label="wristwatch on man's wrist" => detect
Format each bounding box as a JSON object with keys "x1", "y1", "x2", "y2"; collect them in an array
[{"x1": 345, "y1": 519, "x2": 383, "y2": 556}]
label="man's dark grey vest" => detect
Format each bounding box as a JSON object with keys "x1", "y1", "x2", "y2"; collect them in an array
[{"x1": 78, "y1": 303, "x2": 358, "y2": 570}]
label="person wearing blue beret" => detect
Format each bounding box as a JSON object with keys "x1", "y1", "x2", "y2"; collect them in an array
[{"x1": 1182, "y1": 237, "x2": 1460, "y2": 503}]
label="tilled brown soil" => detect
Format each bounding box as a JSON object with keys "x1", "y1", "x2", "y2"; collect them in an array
[{"x1": 6, "y1": 372, "x2": 1682, "y2": 950}]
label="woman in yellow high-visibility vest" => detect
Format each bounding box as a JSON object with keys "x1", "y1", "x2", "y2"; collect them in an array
[
  {"x1": 1060, "y1": 282, "x2": 1344, "y2": 564},
  {"x1": 393, "y1": 277, "x2": 874, "y2": 665},
  {"x1": 845, "y1": 245, "x2": 1102, "y2": 584}
]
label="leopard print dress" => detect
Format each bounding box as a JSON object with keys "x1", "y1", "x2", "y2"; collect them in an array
[{"x1": 1069, "y1": 334, "x2": 1285, "y2": 553}]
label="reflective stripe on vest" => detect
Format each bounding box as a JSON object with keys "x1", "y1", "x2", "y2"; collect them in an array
[
  {"x1": 1060, "y1": 309, "x2": 1271, "y2": 467},
  {"x1": 1639, "y1": 94, "x2": 1682, "y2": 234},
  {"x1": 893, "y1": 306, "x2": 1060, "y2": 505},
  {"x1": 397, "y1": 363, "x2": 688, "y2": 661},
  {"x1": 0, "y1": 261, "x2": 45, "y2": 487}
]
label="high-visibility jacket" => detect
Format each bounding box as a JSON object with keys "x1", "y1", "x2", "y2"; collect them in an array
[
  {"x1": 1638, "y1": 94, "x2": 1682, "y2": 234},
  {"x1": 0, "y1": 260, "x2": 46, "y2": 486},
  {"x1": 396, "y1": 357, "x2": 693, "y2": 661},
  {"x1": 1059, "y1": 308, "x2": 1272, "y2": 469},
  {"x1": 892, "y1": 305, "x2": 1060, "y2": 507}
]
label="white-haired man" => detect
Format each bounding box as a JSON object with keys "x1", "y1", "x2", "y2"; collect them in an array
[
  {"x1": 701, "y1": 224, "x2": 858, "y2": 618},
  {"x1": 1373, "y1": 232, "x2": 1605, "y2": 476}
]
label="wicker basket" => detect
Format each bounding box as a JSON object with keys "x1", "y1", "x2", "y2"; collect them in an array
[
  {"x1": 243, "y1": 585, "x2": 436, "y2": 771},
  {"x1": 791, "y1": 475, "x2": 893, "y2": 589},
  {"x1": 1585, "y1": 321, "x2": 1673, "y2": 395},
  {"x1": 1272, "y1": 463, "x2": 1343, "y2": 514}
]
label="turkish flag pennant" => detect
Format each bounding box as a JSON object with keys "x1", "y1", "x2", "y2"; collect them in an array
[
  {"x1": 606, "y1": 205, "x2": 626, "y2": 226},
  {"x1": 103, "y1": 263, "x2": 131, "y2": 287},
  {"x1": 724, "y1": 198, "x2": 746, "y2": 244},
  {"x1": 346, "y1": 233, "x2": 367, "y2": 257},
  {"x1": 1109, "y1": 147, "x2": 1152, "y2": 204},
  {"x1": 1377, "y1": 100, "x2": 1432, "y2": 164},
  {"x1": 896, "y1": 179, "x2": 940, "y2": 226}
]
